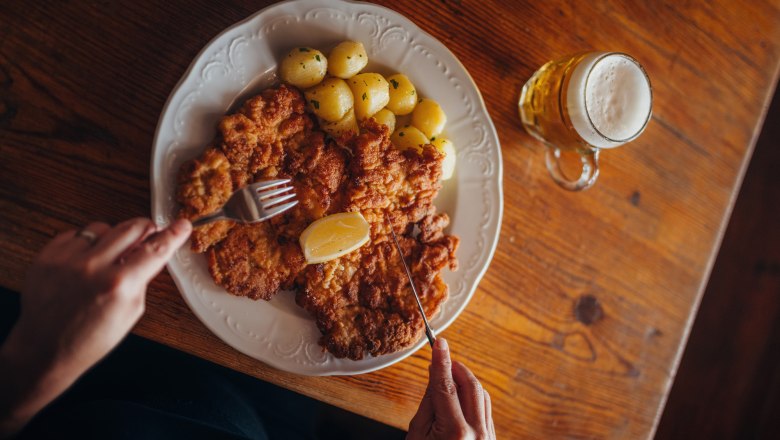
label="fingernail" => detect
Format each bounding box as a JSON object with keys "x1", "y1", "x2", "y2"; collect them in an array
[{"x1": 436, "y1": 338, "x2": 448, "y2": 351}]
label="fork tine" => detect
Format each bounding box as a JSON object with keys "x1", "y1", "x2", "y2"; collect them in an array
[
  {"x1": 257, "y1": 200, "x2": 298, "y2": 222},
  {"x1": 257, "y1": 185, "x2": 295, "y2": 200},
  {"x1": 250, "y1": 178, "x2": 291, "y2": 191},
  {"x1": 261, "y1": 192, "x2": 296, "y2": 208}
]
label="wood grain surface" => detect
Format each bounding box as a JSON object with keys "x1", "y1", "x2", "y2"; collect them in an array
[{"x1": 1, "y1": 1, "x2": 779, "y2": 438}]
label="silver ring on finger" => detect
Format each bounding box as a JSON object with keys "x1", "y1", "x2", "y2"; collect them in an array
[{"x1": 75, "y1": 229, "x2": 99, "y2": 245}]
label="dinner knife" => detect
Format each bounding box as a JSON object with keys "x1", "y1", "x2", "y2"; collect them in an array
[{"x1": 385, "y1": 213, "x2": 437, "y2": 348}]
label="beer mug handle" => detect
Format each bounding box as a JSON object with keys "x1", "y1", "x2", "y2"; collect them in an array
[{"x1": 544, "y1": 146, "x2": 600, "y2": 191}]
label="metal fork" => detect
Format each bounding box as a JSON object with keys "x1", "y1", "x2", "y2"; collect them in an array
[{"x1": 191, "y1": 179, "x2": 297, "y2": 227}]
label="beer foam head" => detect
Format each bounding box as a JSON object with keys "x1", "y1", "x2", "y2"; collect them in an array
[{"x1": 567, "y1": 53, "x2": 652, "y2": 149}]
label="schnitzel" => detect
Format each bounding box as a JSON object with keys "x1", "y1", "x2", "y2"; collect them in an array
[
  {"x1": 178, "y1": 85, "x2": 347, "y2": 299},
  {"x1": 297, "y1": 121, "x2": 458, "y2": 359},
  {"x1": 177, "y1": 84, "x2": 458, "y2": 359}
]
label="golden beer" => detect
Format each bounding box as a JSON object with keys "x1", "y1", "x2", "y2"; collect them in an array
[
  {"x1": 519, "y1": 52, "x2": 652, "y2": 190},
  {"x1": 519, "y1": 53, "x2": 589, "y2": 151}
]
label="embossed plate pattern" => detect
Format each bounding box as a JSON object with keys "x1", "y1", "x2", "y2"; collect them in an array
[{"x1": 151, "y1": 0, "x2": 503, "y2": 375}]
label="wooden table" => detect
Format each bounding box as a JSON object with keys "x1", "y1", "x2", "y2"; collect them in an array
[{"x1": 1, "y1": 1, "x2": 778, "y2": 438}]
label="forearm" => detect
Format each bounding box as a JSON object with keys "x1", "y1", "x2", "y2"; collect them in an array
[{"x1": 0, "y1": 327, "x2": 79, "y2": 437}]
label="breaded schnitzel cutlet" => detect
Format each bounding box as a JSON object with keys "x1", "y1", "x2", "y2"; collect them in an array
[
  {"x1": 177, "y1": 84, "x2": 459, "y2": 359},
  {"x1": 177, "y1": 85, "x2": 347, "y2": 299},
  {"x1": 297, "y1": 122, "x2": 458, "y2": 359}
]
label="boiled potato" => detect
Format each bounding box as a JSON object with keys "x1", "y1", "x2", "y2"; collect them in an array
[
  {"x1": 390, "y1": 125, "x2": 429, "y2": 152},
  {"x1": 304, "y1": 77, "x2": 353, "y2": 122},
  {"x1": 386, "y1": 74, "x2": 417, "y2": 115},
  {"x1": 371, "y1": 108, "x2": 396, "y2": 133},
  {"x1": 320, "y1": 109, "x2": 358, "y2": 139},
  {"x1": 432, "y1": 137, "x2": 456, "y2": 180},
  {"x1": 411, "y1": 98, "x2": 447, "y2": 139},
  {"x1": 347, "y1": 73, "x2": 390, "y2": 120},
  {"x1": 328, "y1": 41, "x2": 368, "y2": 79},
  {"x1": 280, "y1": 47, "x2": 327, "y2": 88}
]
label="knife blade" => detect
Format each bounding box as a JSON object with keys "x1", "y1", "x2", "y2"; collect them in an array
[{"x1": 385, "y1": 213, "x2": 436, "y2": 348}]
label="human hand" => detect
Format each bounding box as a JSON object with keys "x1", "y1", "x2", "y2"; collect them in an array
[
  {"x1": 0, "y1": 218, "x2": 191, "y2": 435},
  {"x1": 407, "y1": 338, "x2": 496, "y2": 440}
]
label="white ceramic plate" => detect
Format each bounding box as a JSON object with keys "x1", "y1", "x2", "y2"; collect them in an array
[{"x1": 151, "y1": 0, "x2": 502, "y2": 375}]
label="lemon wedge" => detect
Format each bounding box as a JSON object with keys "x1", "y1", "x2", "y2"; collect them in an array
[
  {"x1": 299, "y1": 212, "x2": 370, "y2": 264},
  {"x1": 432, "y1": 137, "x2": 456, "y2": 180}
]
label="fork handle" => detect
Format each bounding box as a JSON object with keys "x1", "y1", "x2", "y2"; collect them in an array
[{"x1": 191, "y1": 210, "x2": 227, "y2": 228}]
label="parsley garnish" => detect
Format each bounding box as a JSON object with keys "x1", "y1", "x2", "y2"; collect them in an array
[
  {"x1": 399, "y1": 132, "x2": 405, "y2": 137},
  {"x1": 390, "y1": 79, "x2": 399, "y2": 89},
  {"x1": 361, "y1": 92, "x2": 367, "y2": 101},
  {"x1": 411, "y1": 90, "x2": 415, "y2": 95},
  {"x1": 431, "y1": 136, "x2": 436, "y2": 141},
  {"x1": 315, "y1": 54, "x2": 321, "y2": 61},
  {"x1": 311, "y1": 100, "x2": 320, "y2": 109},
  {"x1": 299, "y1": 47, "x2": 310, "y2": 52}
]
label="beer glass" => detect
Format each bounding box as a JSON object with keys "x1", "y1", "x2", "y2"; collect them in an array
[{"x1": 518, "y1": 52, "x2": 652, "y2": 191}]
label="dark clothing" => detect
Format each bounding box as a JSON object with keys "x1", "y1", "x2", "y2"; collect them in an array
[{"x1": 19, "y1": 335, "x2": 317, "y2": 440}]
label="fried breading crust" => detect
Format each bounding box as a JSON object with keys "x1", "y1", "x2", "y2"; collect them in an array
[
  {"x1": 208, "y1": 222, "x2": 305, "y2": 300},
  {"x1": 178, "y1": 85, "x2": 347, "y2": 298},
  {"x1": 176, "y1": 148, "x2": 235, "y2": 252},
  {"x1": 296, "y1": 120, "x2": 459, "y2": 360},
  {"x1": 298, "y1": 223, "x2": 458, "y2": 359},
  {"x1": 177, "y1": 86, "x2": 458, "y2": 359}
]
